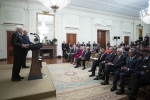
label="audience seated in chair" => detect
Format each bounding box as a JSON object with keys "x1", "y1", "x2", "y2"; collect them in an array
[
  {"x1": 88, "y1": 47, "x2": 107, "y2": 77},
  {"x1": 74, "y1": 47, "x2": 91, "y2": 70},
  {"x1": 127, "y1": 50, "x2": 150, "y2": 100},
  {"x1": 72, "y1": 46, "x2": 83, "y2": 65},
  {"x1": 110, "y1": 48, "x2": 139, "y2": 95},
  {"x1": 93, "y1": 47, "x2": 116, "y2": 80},
  {"x1": 100, "y1": 48, "x2": 126, "y2": 85}
]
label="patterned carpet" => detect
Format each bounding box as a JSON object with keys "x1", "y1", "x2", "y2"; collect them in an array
[{"x1": 48, "y1": 63, "x2": 127, "y2": 100}]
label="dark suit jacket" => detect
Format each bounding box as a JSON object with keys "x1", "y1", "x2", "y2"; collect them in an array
[
  {"x1": 105, "y1": 53, "x2": 116, "y2": 63},
  {"x1": 81, "y1": 44, "x2": 85, "y2": 46},
  {"x1": 93, "y1": 43, "x2": 97, "y2": 46},
  {"x1": 62, "y1": 43, "x2": 67, "y2": 50},
  {"x1": 80, "y1": 49, "x2": 86, "y2": 57},
  {"x1": 125, "y1": 56, "x2": 139, "y2": 72},
  {"x1": 138, "y1": 56, "x2": 150, "y2": 71},
  {"x1": 76, "y1": 44, "x2": 80, "y2": 48},
  {"x1": 83, "y1": 51, "x2": 91, "y2": 60},
  {"x1": 112, "y1": 55, "x2": 126, "y2": 68},
  {"x1": 98, "y1": 53, "x2": 107, "y2": 62},
  {"x1": 86, "y1": 43, "x2": 91, "y2": 47},
  {"x1": 22, "y1": 35, "x2": 33, "y2": 44},
  {"x1": 11, "y1": 32, "x2": 25, "y2": 56}
]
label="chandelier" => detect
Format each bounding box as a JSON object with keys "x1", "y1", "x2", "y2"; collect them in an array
[
  {"x1": 38, "y1": 17, "x2": 49, "y2": 35},
  {"x1": 140, "y1": 0, "x2": 150, "y2": 24},
  {"x1": 40, "y1": 0, "x2": 71, "y2": 12}
]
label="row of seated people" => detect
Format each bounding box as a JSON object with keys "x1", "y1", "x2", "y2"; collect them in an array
[
  {"x1": 87, "y1": 46, "x2": 150, "y2": 100},
  {"x1": 64, "y1": 46, "x2": 91, "y2": 70},
  {"x1": 62, "y1": 41, "x2": 99, "y2": 57}
]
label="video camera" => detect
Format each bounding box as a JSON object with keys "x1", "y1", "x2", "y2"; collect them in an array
[{"x1": 135, "y1": 35, "x2": 149, "y2": 47}]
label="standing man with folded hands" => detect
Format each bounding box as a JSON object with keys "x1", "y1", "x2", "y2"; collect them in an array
[{"x1": 11, "y1": 25, "x2": 29, "y2": 82}]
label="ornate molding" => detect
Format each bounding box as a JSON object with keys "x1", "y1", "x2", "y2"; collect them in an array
[
  {"x1": 66, "y1": 6, "x2": 135, "y2": 20},
  {"x1": 4, "y1": 0, "x2": 41, "y2": 4}
]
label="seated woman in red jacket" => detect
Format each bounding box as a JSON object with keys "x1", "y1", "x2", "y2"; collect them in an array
[{"x1": 72, "y1": 46, "x2": 83, "y2": 65}]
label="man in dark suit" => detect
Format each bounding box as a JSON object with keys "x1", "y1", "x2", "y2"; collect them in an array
[
  {"x1": 11, "y1": 25, "x2": 28, "y2": 81},
  {"x1": 110, "y1": 48, "x2": 139, "y2": 95},
  {"x1": 75, "y1": 47, "x2": 91, "y2": 70},
  {"x1": 86, "y1": 41, "x2": 91, "y2": 48},
  {"x1": 76, "y1": 42, "x2": 81, "y2": 48},
  {"x1": 93, "y1": 47, "x2": 116, "y2": 80},
  {"x1": 89, "y1": 48, "x2": 107, "y2": 77},
  {"x1": 127, "y1": 50, "x2": 150, "y2": 100},
  {"x1": 81, "y1": 42, "x2": 85, "y2": 46},
  {"x1": 93, "y1": 41, "x2": 97, "y2": 47},
  {"x1": 62, "y1": 41, "x2": 67, "y2": 57},
  {"x1": 101, "y1": 48, "x2": 126, "y2": 85},
  {"x1": 22, "y1": 30, "x2": 33, "y2": 68}
]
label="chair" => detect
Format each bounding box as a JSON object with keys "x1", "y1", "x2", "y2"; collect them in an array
[{"x1": 139, "y1": 85, "x2": 150, "y2": 94}]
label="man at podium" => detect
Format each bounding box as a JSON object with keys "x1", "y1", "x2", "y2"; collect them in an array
[
  {"x1": 22, "y1": 30, "x2": 34, "y2": 68},
  {"x1": 11, "y1": 25, "x2": 28, "y2": 82}
]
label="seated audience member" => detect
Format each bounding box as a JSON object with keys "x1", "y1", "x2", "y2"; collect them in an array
[
  {"x1": 81, "y1": 42, "x2": 85, "y2": 46},
  {"x1": 66, "y1": 42, "x2": 71, "y2": 52},
  {"x1": 65, "y1": 46, "x2": 74, "y2": 60},
  {"x1": 105, "y1": 46, "x2": 110, "y2": 54},
  {"x1": 72, "y1": 46, "x2": 83, "y2": 65},
  {"x1": 74, "y1": 47, "x2": 91, "y2": 70},
  {"x1": 127, "y1": 50, "x2": 150, "y2": 100},
  {"x1": 67, "y1": 45, "x2": 76, "y2": 61},
  {"x1": 121, "y1": 46, "x2": 128, "y2": 57},
  {"x1": 125, "y1": 45, "x2": 130, "y2": 52},
  {"x1": 93, "y1": 47, "x2": 116, "y2": 80},
  {"x1": 89, "y1": 48, "x2": 107, "y2": 77},
  {"x1": 73, "y1": 43, "x2": 76, "y2": 47},
  {"x1": 101, "y1": 48, "x2": 126, "y2": 85},
  {"x1": 110, "y1": 48, "x2": 139, "y2": 95},
  {"x1": 70, "y1": 46, "x2": 79, "y2": 64},
  {"x1": 92, "y1": 46, "x2": 99, "y2": 53}
]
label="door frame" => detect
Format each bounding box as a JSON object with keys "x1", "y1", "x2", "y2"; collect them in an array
[
  {"x1": 66, "y1": 33, "x2": 77, "y2": 45},
  {"x1": 95, "y1": 25, "x2": 111, "y2": 46}
]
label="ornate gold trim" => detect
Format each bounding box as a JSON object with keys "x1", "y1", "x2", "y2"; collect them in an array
[{"x1": 36, "y1": 12, "x2": 55, "y2": 38}]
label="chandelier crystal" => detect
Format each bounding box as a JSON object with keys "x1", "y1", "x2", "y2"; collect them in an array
[
  {"x1": 40, "y1": 0, "x2": 71, "y2": 12},
  {"x1": 140, "y1": 0, "x2": 150, "y2": 24}
]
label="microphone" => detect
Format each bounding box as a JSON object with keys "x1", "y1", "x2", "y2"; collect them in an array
[{"x1": 30, "y1": 33, "x2": 36, "y2": 35}]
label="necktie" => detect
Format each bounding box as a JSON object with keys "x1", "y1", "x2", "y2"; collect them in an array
[
  {"x1": 84, "y1": 51, "x2": 87, "y2": 57},
  {"x1": 130, "y1": 57, "x2": 132, "y2": 61},
  {"x1": 113, "y1": 56, "x2": 119, "y2": 64},
  {"x1": 100, "y1": 53, "x2": 104, "y2": 59}
]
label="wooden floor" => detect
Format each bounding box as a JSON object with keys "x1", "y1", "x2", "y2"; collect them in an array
[{"x1": 0, "y1": 57, "x2": 67, "y2": 65}]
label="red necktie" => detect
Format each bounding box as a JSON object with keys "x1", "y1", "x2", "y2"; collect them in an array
[{"x1": 84, "y1": 51, "x2": 87, "y2": 57}]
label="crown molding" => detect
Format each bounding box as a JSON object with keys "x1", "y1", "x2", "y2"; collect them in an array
[
  {"x1": 66, "y1": 6, "x2": 135, "y2": 20},
  {"x1": 2, "y1": 0, "x2": 41, "y2": 4}
]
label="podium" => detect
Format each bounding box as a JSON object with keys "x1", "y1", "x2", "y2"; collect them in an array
[{"x1": 28, "y1": 43, "x2": 43, "y2": 80}]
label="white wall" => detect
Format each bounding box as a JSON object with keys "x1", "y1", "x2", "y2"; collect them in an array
[{"x1": 0, "y1": 1, "x2": 150, "y2": 59}]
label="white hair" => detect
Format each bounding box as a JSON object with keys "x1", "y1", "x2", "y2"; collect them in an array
[
  {"x1": 117, "y1": 48, "x2": 123, "y2": 52},
  {"x1": 15, "y1": 25, "x2": 23, "y2": 31}
]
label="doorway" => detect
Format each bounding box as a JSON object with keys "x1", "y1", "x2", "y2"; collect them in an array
[
  {"x1": 124, "y1": 36, "x2": 129, "y2": 45},
  {"x1": 97, "y1": 30, "x2": 106, "y2": 48},
  {"x1": 66, "y1": 33, "x2": 76, "y2": 45},
  {"x1": 7, "y1": 31, "x2": 15, "y2": 64}
]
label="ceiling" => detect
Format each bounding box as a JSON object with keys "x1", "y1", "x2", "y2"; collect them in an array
[
  {"x1": 1, "y1": 0, "x2": 149, "y2": 17},
  {"x1": 69, "y1": 0, "x2": 149, "y2": 17}
]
